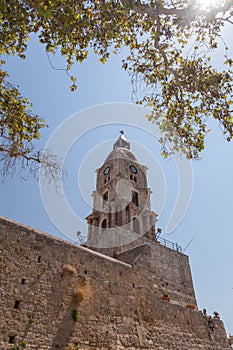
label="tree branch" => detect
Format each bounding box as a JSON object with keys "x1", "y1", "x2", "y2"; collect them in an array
[{"x1": 123, "y1": 0, "x2": 232, "y2": 21}]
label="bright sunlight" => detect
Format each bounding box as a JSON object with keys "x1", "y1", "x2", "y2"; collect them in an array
[{"x1": 198, "y1": 0, "x2": 221, "y2": 10}]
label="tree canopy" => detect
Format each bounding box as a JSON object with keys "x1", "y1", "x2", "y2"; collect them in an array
[{"x1": 1, "y1": 0, "x2": 233, "y2": 178}]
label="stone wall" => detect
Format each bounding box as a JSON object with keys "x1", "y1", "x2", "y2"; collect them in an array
[{"x1": 0, "y1": 217, "x2": 230, "y2": 350}]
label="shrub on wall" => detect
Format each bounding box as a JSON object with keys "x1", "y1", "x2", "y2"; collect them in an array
[
  {"x1": 72, "y1": 290, "x2": 84, "y2": 306},
  {"x1": 71, "y1": 309, "x2": 79, "y2": 322},
  {"x1": 63, "y1": 264, "x2": 77, "y2": 274}
]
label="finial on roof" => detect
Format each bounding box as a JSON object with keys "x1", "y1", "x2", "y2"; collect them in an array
[{"x1": 113, "y1": 130, "x2": 130, "y2": 150}]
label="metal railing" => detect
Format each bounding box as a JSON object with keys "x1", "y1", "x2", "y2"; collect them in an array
[{"x1": 157, "y1": 236, "x2": 183, "y2": 253}]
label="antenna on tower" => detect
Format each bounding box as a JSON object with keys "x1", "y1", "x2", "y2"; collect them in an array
[{"x1": 183, "y1": 238, "x2": 193, "y2": 252}]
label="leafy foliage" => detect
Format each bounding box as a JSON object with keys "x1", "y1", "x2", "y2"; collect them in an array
[
  {"x1": 0, "y1": 62, "x2": 47, "y2": 169},
  {"x1": 71, "y1": 309, "x2": 79, "y2": 322},
  {"x1": 11, "y1": 340, "x2": 27, "y2": 350},
  {"x1": 0, "y1": 0, "x2": 233, "y2": 170}
]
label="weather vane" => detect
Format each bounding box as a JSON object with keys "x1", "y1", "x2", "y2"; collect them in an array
[{"x1": 120, "y1": 129, "x2": 124, "y2": 135}]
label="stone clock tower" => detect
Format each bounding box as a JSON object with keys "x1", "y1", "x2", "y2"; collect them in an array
[{"x1": 85, "y1": 131, "x2": 157, "y2": 256}]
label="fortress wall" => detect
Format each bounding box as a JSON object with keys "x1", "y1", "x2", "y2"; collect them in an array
[
  {"x1": 0, "y1": 217, "x2": 229, "y2": 350},
  {"x1": 116, "y1": 239, "x2": 197, "y2": 305}
]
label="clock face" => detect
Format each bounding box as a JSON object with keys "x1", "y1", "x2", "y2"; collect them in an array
[
  {"x1": 103, "y1": 167, "x2": 110, "y2": 175},
  {"x1": 130, "y1": 165, "x2": 137, "y2": 174}
]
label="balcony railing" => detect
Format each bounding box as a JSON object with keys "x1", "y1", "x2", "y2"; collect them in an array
[{"x1": 157, "y1": 236, "x2": 183, "y2": 253}]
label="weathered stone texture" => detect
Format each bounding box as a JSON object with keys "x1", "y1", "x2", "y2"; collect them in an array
[{"x1": 0, "y1": 217, "x2": 230, "y2": 349}]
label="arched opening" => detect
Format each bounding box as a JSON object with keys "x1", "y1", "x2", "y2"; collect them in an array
[
  {"x1": 95, "y1": 218, "x2": 99, "y2": 227},
  {"x1": 132, "y1": 191, "x2": 139, "y2": 207},
  {"x1": 133, "y1": 217, "x2": 140, "y2": 234},
  {"x1": 101, "y1": 218, "x2": 107, "y2": 230},
  {"x1": 102, "y1": 191, "x2": 108, "y2": 207},
  {"x1": 108, "y1": 207, "x2": 113, "y2": 228},
  {"x1": 115, "y1": 205, "x2": 119, "y2": 226},
  {"x1": 126, "y1": 205, "x2": 130, "y2": 224}
]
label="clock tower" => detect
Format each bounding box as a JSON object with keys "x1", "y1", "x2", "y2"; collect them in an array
[{"x1": 85, "y1": 131, "x2": 157, "y2": 255}]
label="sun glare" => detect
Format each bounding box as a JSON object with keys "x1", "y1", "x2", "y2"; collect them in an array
[{"x1": 198, "y1": 0, "x2": 219, "y2": 10}]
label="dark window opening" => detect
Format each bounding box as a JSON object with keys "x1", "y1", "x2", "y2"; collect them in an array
[
  {"x1": 133, "y1": 217, "x2": 140, "y2": 234},
  {"x1": 130, "y1": 174, "x2": 133, "y2": 180},
  {"x1": 101, "y1": 218, "x2": 107, "y2": 230},
  {"x1": 9, "y1": 336, "x2": 15, "y2": 344},
  {"x1": 38, "y1": 256, "x2": 41, "y2": 263},
  {"x1": 21, "y1": 278, "x2": 26, "y2": 284},
  {"x1": 134, "y1": 176, "x2": 137, "y2": 182},
  {"x1": 116, "y1": 205, "x2": 122, "y2": 226},
  {"x1": 126, "y1": 205, "x2": 130, "y2": 224},
  {"x1": 14, "y1": 300, "x2": 20, "y2": 309},
  {"x1": 132, "y1": 283, "x2": 135, "y2": 288},
  {"x1": 132, "y1": 191, "x2": 139, "y2": 207},
  {"x1": 84, "y1": 270, "x2": 87, "y2": 275},
  {"x1": 187, "y1": 320, "x2": 190, "y2": 326},
  {"x1": 103, "y1": 192, "x2": 108, "y2": 206}
]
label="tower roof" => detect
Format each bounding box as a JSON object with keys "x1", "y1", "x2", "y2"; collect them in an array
[{"x1": 106, "y1": 131, "x2": 137, "y2": 162}]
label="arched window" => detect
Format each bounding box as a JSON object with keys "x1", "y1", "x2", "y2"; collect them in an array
[
  {"x1": 126, "y1": 205, "x2": 130, "y2": 224},
  {"x1": 115, "y1": 205, "x2": 122, "y2": 226},
  {"x1": 133, "y1": 217, "x2": 140, "y2": 234},
  {"x1": 101, "y1": 218, "x2": 107, "y2": 230},
  {"x1": 102, "y1": 191, "x2": 108, "y2": 207},
  {"x1": 115, "y1": 210, "x2": 118, "y2": 226},
  {"x1": 132, "y1": 191, "x2": 139, "y2": 207}
]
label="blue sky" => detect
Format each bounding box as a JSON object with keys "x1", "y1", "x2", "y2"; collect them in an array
[{"x1": 1, "y1": 28, "x2": 233, "y2": 335}]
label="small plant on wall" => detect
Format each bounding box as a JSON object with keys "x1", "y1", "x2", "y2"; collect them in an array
[
  {"x1": 186, "y1": 304, "x2": 196, "y2": 310},
  {"x1": 11, "y1": 341, "x2": 27, "y2": 350},
  {"x1": 78, "y1": 275, "x2": 87, "y2": 287},
  {"x1": 71, "y1": 309, "x2": 79, "y2": 322},
  {"x1": 63, "y1": 264, "x2": 77, "y2": 274},
  {"x1": 161, "y1": 291, "x2": 170, "y2": 302},
  {"x1": 213, "y1": 311, "x2": 220, "y2": 319}
]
